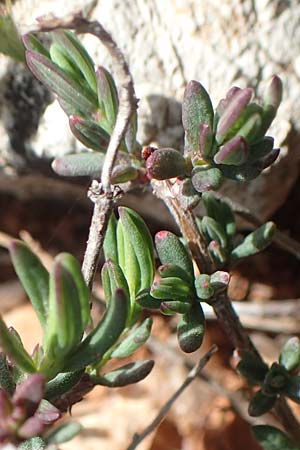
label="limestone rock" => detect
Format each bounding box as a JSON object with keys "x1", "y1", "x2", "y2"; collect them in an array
[{"x1": 1, "y1": 0, "x2": 300, "y2": 218}]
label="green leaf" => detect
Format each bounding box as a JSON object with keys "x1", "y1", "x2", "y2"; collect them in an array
[
  {"x1": 135, "y1": 289, "x2": 162, "y2": 309},
  {"x1": 0, "y1": 352, "x2": 15, "y2": 395},
  {"x1": 19, "y1": 437, "x2": 47, "y2": 450},
  {"x1": 158, "y1": 263, "x2": 193, "y2": 285},
  {"x1": 182, "y1": 80, "x2": 214, "y2": 153},
  {"x1": 101, "y1": 260, "x2": 130, "y2": 306},
  {"x1": 103, "y1": 212, "x2": 118, "y2": 263},
  {"x1": 95, "y1": 360, "x2": 154, "y2": 387},
  {"x1": 252, "y1": 425, "x2": 299, "y2": 450},
  {"x1": 284, "y1": 375, "x2": 300, "y2": 404},
  {"x1": 51, "y1": 30, "x2": 97, "y2": 93},
  {"x1": 64, "y1": 289, "x2": 129, "y2": 371},
  {"x1": 191, "y1": 166, "x2": 223, "y2": 193},
  {"x1": 52, "y1": 152, "x2": 105, "y2": 178},
  {"x1": 155, "y1": 231, "x2": 194, "y2": 281},
  {"x1": 111, "y1": 318, "x2": 153, "y2": 358},
  {"x1": 57, "y1": 253, "x2": 90, "y2": 330},
  {"x1": 26, "y1": 51, "x2": 97, "y2": 116},
  {"x1": 231, "y1": 222, "x2": 276, "y2": 262},
  {"x1": 248, "y1": 389, "x2": 276, "y2": 417},
  {"x1": 160, "y1": 300, "x2": 191, "y2": 315},
  {"x1": 43, "y1": 255, "x2": 83, "y2": 363},
  {"x1": 118, "y1": 207, "x2": 155, "y2": 294},
  {"x1": 96, "y1": 66, "x2": 119, "y2": 131},
  {"x1": 0, "y1": 13, "x2": 25, "y2": 62},
  {"x1": 44, "y1": 370, "x2": 84, "y2": 401},
  {"x1": 9, "y1": 240, "x2": 49, "y2": 329},
  {"x1": 23, "y1": 32, "x2": 50, "y2": 58},
  {"x1": 202, "y1": 192, "x2": 236, "y2": 240},
  {"x1": 200, "y1": 216, "x2": 228, "y2": 249},
  {"x1": 69, "y1": 115, "x2": 110, "y2": 152},
  {"x1": 177, "y1": 303, "x2": 205, "y2": 353},
  {"x1": 0, "y1": 318, "x2": 35, "y2": 373},
  {"x1": 151, "y1": 277, "x2": 192, "y2": 301},
  {"x1": 279, "y1": 337, "x2": 300, "y2": 372},
  {"x1": 46, "y1": 421, "x2": 82, "y2": 444}
]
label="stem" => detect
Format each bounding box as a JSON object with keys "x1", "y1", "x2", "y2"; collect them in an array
[
  {"x1": 153, "y1": 179, "x2": 300, "y2": 442},
  {"x1": 126, "y1": 345, "x2": 217, "y2": 450},
  {"x1": 37, "y1": 15, "x2": 137, "y2": 289}
]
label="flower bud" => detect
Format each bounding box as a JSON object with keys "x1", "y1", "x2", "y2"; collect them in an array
[{"x1": 146, "y1": 148, "x2": 186, "y2": 180}]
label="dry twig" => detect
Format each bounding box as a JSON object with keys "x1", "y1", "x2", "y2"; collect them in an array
[{"x1": 126, "y1": 345, "x2": 218, "y2": 450}]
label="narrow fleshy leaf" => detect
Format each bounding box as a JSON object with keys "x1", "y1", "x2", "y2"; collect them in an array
[
  {"x1": 155, "y1": 231, "x2": 194, "y2": 280},
  {"x1": 249, "y1": 136, "x2": 274, "y2": 162},
  {"x1": 111, "y1": 318, "x2": 153, "y2": 358},
  {"x1": 50, "y1": 42, "x2": 84, "y2": 85},
  {"x1": 125, "y1": 111, "x2": 138, "y2": 154},
  {"x1": 252, "y1": 425, "x2": 299, "y2": 450},
  {"x1": 0, "y1": 353, "x2": 15, "y2": 395},
  {"x1": 118, "y1": 207, "x2": 155, "y2": 294},
  {"x1": 151, "y1": 277, "x2": 192, "y2": 301},
  {"x1": 101, "y1": 260, "x2": 130, "y2": 307},
  {"x1": 52, "y1": 152, "x2": 105, "y2": 178},
  {"x1": 258, "y1": 76, "x2": 283, "y2": 138},
  {"x1": 231, "y1": 222, "x2": 276, "y2": 262},
  {"x1": 200, "y1": 216, "x2": 227, "y2": 249},
  {"x1": 182, "y1": 81, "x2": 214, "y2": 153},
  {"x1": 177, "y1": 303, "x2": 205, "y2": 353},
  {"x1": 191, "y1": 167, "x2": 223, "y2": 192},
  {"x1": 52, "y1": 30, "x2": 97, "y2": 93},
  {"x1": 96, "y1": 66, "x2": 119, "y2": 130},
  {"x1": 146, "y1": 148, "x2": 186, "y2": 180},
  {"x1": 202, "y1": 192, "x2": 236, "y2": 239},
  {"x1": 64, "y1": 289, "x2": 129, "y2": 371},
  {"x1": 279, "y1": 337, "x2": 300, "y2": 372},
  {"x1": 216, "y1": 87, "x2": 253, "y2": 143},
  {"x1": 95, "y1": 360, "x2": 154, "y2": 387},
  {"x1": 46, "y1": 422, "x2": 82, "y2": 444},
  {"x1": 9, "y1": 240, "x2": 49, "y2": 329},
  {"x1": 0, "y1": 13, "x2": 25, "y2": 62},
  {"x1": 236, "y1": 112, "x2": 262, "y2": 144},
  {"x1": 158, "y1": 263, "x2": 193, "y2": 285},
  {"x1": 43, "y1": 256, "x2": 83, "y2": 362},
  {"x1": 103, "y1": 212, "x2": 118, "y2": 263},
  {"x1": 22, "y1": 33, "x2": 50, "y2": 58},
  {"x1": 69, "y1": 115, "x2": 110, "y2": 152},
  {"x1": 18, "y1": 417, "x2": 45, "y2": 439},
  {"x1": 284, "y1": 375, "x2": 300, "y2": 404},
  {"x1": 36, "y1": 399, "x2": 61, "y2": 425},
  {"x1": 111, "y1": 165, "x2": 138, "y2": 183},
  {"x1": 248, "y1": 389, "x2": 276, "y2": 416},
  {"x1": 26, "y1": 51, "x2": 97, "y2": 116},
  {"x1": 194, "y1": 274, "x2": 214, "y2": 300},
  {"x1": 199, "y1": 123, "x2": 214, "y2": 159},
  {"x1": 216, "y1": 87, "x2": 241, "y2": 117},
  {"x1": 237, "y1": 350, "x2": 269, "y2": 385},
  {"x1": 207, "y1": 240, "x2": 228, "y2": 267},
  {"x1": 160, "y1": 300, "x2": 191, "y2": 315},
  {"x1": 0, "y1": 318, "x2": 35, "y2": 373},
  {"x1": 214, "y1": 136, "x2": 248, "y2": 166},
  {"x1": 217, "y1": 160, "x2": 263, "y2": 182},
  {"x1": 135, "y1": 289, "x2": 162, "y2": 309},
  {"x1": 57, "y1": 253, "x2": 90, "y2": 330},
  {"x1": 44, "y1": 370, "x2": 83, "y2": 401},
  {"x1": 13, "y1": 374, "x2": 45, "y2": 416}
]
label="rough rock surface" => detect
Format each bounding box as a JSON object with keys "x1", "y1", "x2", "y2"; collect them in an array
[{"x1": 0, "y1": 0, "x2": 300, "y2": 218}]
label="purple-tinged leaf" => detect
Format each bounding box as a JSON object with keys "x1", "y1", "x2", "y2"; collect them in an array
[
  {"x1": 146, "y1": 148, "x2": 186, "y2": 180},
  {"x1": 13, "y1": 374, "x2": 45, "y2": 417},
  {"x1": 26, "y1": 51, "x2": 97, "y2": 116},
  {"x1": 214, "y1": 136, "x2": 248, "y2": 166},
  {"x1": 216, "y1": 88, "x2": 253, "y2": 143},
  {"x1": 199, "y1": 123, "x2": 214, "y2": 159},
  {"x1": 18, "y1": 416, "x2": 45, "y2": 439},
  {"x1": 96, "y1": 66, "x2": 119, "y2": 130}
]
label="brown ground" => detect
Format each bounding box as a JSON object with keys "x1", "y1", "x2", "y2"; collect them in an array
[{"x1": 1, "y1": 176, "x2": 300, "y2": 450}]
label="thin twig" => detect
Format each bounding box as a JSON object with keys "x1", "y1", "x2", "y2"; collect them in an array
[
  {"x1": 126, "y1": 345, "x2": 218, "y2": 450},
  {"x1": 37, "y1": 14, "x2": 137, "y2": 289}
]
